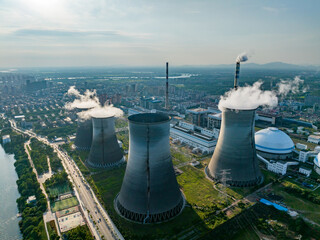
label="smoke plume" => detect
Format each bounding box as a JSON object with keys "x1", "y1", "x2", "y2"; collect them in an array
[
  {"x1": 65, "y1": 86, "x2": 123, "y2": 119},
  {"x1": 78, "y1": 105, "x2": 123, "y2": 120},
  {"x1": 65, "y1": 86, "x2": 100, "y2": 110},
  {"x1": 236, "y1": 53, "x2": 248, "y2": 63},
  {"x1": 218, "y1": 76, "x2": 305, "y2": 110}
]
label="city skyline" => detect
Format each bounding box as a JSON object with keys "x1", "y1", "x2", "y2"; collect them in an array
[{"x1": 0, "y1": 0, "x2": 320, "y2": 67}]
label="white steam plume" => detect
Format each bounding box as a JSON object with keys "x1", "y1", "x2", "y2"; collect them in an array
[
  {"x1": 277, "y1": 76, "x2": 307, "y2": 95},
  {"x1": 65, "y1": 86, "x2": 100, "y2": 110},
  {"x1": 64, "y1": 86, "x2": 123, "y2": 119},
  {"x1": 77, "y1": 105, "x2": 123, "y2": 120},
  {"x1": 218, "y1": 76, "x2": 306, "y2": 110},
  {"x1": 236, "y1": 52, "x2": 248, "y2": 63},
  {"x1": 67, "y1": 86, "x2": 81, "y2": 97}
]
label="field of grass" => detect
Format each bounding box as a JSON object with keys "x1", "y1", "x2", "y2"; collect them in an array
[
  {"x1": 51, "y1": 196, "x2": 78, "y2": 212},
  {"x1": 177, "y1": 165, "x2": 228, "y2": 208},
  {"x1": 272, "y1": 184, "x2": 320, "y2": 224},
  {"x1": 47, "y1": 183, "x2": 72, "y2": 198}
]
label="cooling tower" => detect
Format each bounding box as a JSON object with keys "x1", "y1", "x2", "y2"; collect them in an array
[
  {"x1": 206, "y1": 108, "x2": 263, "y2": 187},
  {"x1": 87, "y1": 114, "x2": 124, "y2": 168},
  {"x1": 115, "y1": 113, "x2": 184, "y2": 223},
  {"x1": 74, "y1": 107, "x2": 93, "y2": 151}
]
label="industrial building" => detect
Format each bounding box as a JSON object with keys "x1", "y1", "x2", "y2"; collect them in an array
[
  {"x1": 206, "y1": 108, "x2": 263, "y2": 187},
  {"x1": 186, "y1": 108, "x2": 209, "y2": 127},
  {"x1": 255, "y1": 111, "x2": 282, "y2": 125},
  {"x1": 255, "y1": 127, "x2": 295, "y2": 160},
  {"x1": 74, "y1": 107, "x2": 93, "y2": 151},
  {"x1": 116, "y1": 113, "x2": 184, "y2": 223},
  {"x1": 87, "y1": 114, "x2": 124, "y2": 168},
  {"x1": 257, "y1": 155, "x2": 298, "y2": 175},
  {"x1": 308, "y1": 134, "x2": 320, "y2": 144},
  {"x1": 207, "y1": 113, "x2": 222, "y2": 129},
  {"x1": 170, "y1": 121, "x2": 217, "y2": 154}
]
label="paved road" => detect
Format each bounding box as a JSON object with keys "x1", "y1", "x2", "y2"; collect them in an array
[{"x1": 10, "y1": 120, "x2": 124, "y2": 240}]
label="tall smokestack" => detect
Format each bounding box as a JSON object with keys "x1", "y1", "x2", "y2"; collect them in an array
[
  {"x1": 165, "y1": 62, "x2": 169, "y2": 110},
  {"x1": 233, "y1": 53, "x2": 248, "y2": 89},
  {"x1": 234, "y1": 62, "x2": 240, "y2": 89}
]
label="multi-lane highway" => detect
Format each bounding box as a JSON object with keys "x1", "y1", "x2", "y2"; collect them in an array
[{"x1": 9, "y1": 120, "x2": 124, "y2": 240}]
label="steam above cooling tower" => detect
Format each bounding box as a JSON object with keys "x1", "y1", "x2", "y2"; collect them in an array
[
  {"x1": 206, "y1": 108, "x2": 263, "y2": 187},
  {"x1": 86, "y1": 113, "x2": 124, "y2": 168},
  {"x1": 116, "y1": 113, "x2": 184, "y2": 223},
  {"x1": 74, "y1": 107, "x2": 93, "y2": 151}
]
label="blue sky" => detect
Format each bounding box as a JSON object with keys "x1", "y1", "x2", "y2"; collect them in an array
[{"x1": 0, "y1": 0, "x2": 319, "y2": 67}]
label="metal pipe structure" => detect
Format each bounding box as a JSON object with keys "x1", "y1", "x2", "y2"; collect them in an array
[
  {"x1": 233, "y1": 61, "x2": 240, "y2": 89},
  {"x1": 115, "y1": 113, "x2": 184, "y2": 223},
  {"x1": 165, "y1": 62, "x2": 169, "y2": 110},
  {"x1": 206, "y1": 108, "x2": 263, "y2": 187},
  {"x1": 74, "y1": 107, "x2": 93, "y2": 151},
  {"x1": 87, "y1": 114, "x2": 124, "y2": 168}
]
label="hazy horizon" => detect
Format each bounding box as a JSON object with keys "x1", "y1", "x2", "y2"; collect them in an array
[{"x1": 1, "y1": 0, "x2": 320, "y2": 68}]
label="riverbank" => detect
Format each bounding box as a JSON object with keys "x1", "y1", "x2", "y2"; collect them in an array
[
  {"x1": 0, "y1": 144, "x2": 22, "y2": 240},
  {"x1": 1, "y1": 129, "x2": 47, "y2": 240}
]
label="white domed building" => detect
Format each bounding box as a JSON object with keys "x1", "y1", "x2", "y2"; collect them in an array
[
  {"x1": 255, "y1": 127, "x2": 295, "y2": 160},
  {"x1": 314, "y1": 153, "x2": 320, "y2": 175}
]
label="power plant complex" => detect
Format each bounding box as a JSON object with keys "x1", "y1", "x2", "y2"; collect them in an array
[
  {"x1": 87, "y1": 113, "x2": 124, "y2": 168},
  {"x1": 115, "y1": 113, "x2": 184, "y2": 223}
]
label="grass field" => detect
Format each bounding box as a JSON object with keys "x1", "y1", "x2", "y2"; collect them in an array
[
  {"x1": 177, "y1": 165, "x2": 229, "y2": 208},
  {"x1": 47, "y1": 183, "x2": 72, "y2": 198},
  {"x1": 273, "y1": 184, "x2": 320, "y2": 224},
  {"x1": 51, "y1": 196, "x2": 79, "y2": 212}
]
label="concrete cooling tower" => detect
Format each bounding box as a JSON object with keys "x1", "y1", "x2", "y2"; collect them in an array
[
  {"x1": 74, "y1": 107, "x2": 93, "y2": 151},
  {"x1": 87, "y1": 113, "x2": 124, "y2": 168},
  {"x1": 115, "y1": 113, "x2": 184, "y2": 223},
  {"x1": 205, "y1": 108, "x2": 263, "y2": 187}
]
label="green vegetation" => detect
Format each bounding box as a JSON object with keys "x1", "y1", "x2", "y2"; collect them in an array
[
  {"x1": 1, "y1": 129, "x2": 47, "y2": 240},
  {"x1": 171, "y1": 147, "x2": 194, "y2": 165},
  {"x1": 272, "y1": 181, "x2": 320, "y2": 224},
  {"x1": 115, "y1": 118, "x2": 128, "y2": 129},
  {"x1": 63, "y1": 225, "x2": 94, "y2": 240},
  {"x1": 29, "y1": 138, "x2": 63, "y2": 174},
  {"x1": 116, "y1": 132, "x2": 129, "y2": 152},
  {"x1": 29, "y1": 138, "x2": 49, "y2": 175},
  {"x1": 35, "y1": 123, "x2": 77, "y2": 140},
  {"x1": 202, "y1": 203, "x2": 320, "y2": 240},
  {"x1": 45, "y1": 170, "x2": 72, "y2": 200},
  {"x1": 51, "y1": 196, "x2": 78, "y2": 212},
  {"x1": 47, "y1": 220, "x2": 59, "y2": 240}
]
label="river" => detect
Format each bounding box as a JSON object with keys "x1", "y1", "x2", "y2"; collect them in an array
[{"x1": 0, "y1": 144, "x2": 22, "y2": 240}]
